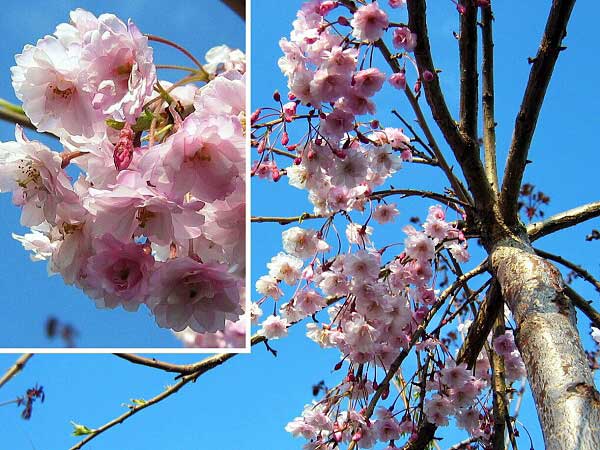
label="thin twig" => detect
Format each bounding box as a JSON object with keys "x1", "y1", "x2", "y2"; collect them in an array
[
  {"x1": 0, "y1": 354, "x2": 33, "y2": 390},
  {"x1": 565, "y1": 285, "x2": 600, "y2": 329},
  {"x1": 534, "y1": 247, "x2": 600, "y2": 292}
]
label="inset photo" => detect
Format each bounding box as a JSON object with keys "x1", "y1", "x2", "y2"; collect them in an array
[{"x1": 0, "y1": 0, "x2": 247, "y2": 350}]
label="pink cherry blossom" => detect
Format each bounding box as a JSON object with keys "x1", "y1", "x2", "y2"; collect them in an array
[
  {"x1": 351, "y1": 2, "x2": 389, "y2": 43},
  {"x1": 392, "y1": 27, "x2": 417, "y2": 52},
  {"x1": 259, "y1": 315, "x2": 289, "y2": 339},
  {"x1": 80, "y1": 14, "x2": 156, "y2": 122},
  {"x1": 82, "y1": 233, "x2": 155, "y2": 310},
  {"x1": 373, "y1": 203, "x2": 399, "y2": 224},
  {"x1": 282, "y1": 227, "x2": 330, "y2": 259},
  {"x1": 267, "y1": 252, "x2": 304, "y2": 285},
  {"x1": 147, "y1": 256, "x2": 242, "y2": 333},
  {"x1": 389, "y1": 72, "x2": 407, "y2": 90},
  {"x1": 0, "y1": 127, "x2": 81, "y2": 227},
  {"x1": 11, "y1": 36, "x2": 101, "y2": 139},
  {"x1": 352, "y1": 68, "x2": 386, "y2": 98}
]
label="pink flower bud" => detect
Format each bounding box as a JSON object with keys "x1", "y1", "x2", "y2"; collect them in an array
[
  {"x1": 423, "y1": 70, "x2": 435, "y2": 82},
  {"x1": 352, "y1": 431, "x2": 362, "y2": 442},
  {"x1": 258, "y1": 139, "x2": 267, "y2": 154},
  {"x1": 337, "y1": 16, "x2": 350, "y2": 26},
  {"x1": 250, "y1": 108, "x2": 261, "y2": 124},
  {"x1": 273, "y1": 90, "x2": 281, "y2": 102},
  {"x1": 293, "y1": 157, "x2": 302, "y2": 165},
  {"x1": 319, "y1": 1, "x2": 338, "y2": 16},
  {"x1": 113, "y1": 123, "x2": 134, "y2": 171},
  {"x1": 282, "y1": 101, "x2": 297, "y2": 121},
  {"x1": 414, "y1": 79, "x2": 422, "y2": 94},
  {"x1": 272, "y1": 168, "x2": 281, "y2": 182},
  {"x1": 281, "y1": 131, "x2": 289, "y2": 146}
]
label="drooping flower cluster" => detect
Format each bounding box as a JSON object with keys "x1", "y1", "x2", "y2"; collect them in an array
[
  {"x1": 252, "y1": 0, "x2": 527, "y2": 447},
  {"x1": 3, "y1": 9, "x2": 246, "y2": 342}
]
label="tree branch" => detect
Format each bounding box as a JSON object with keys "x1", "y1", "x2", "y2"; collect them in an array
[
  {"x1": 251, "y1": 213, "x2": 324, "y2": 225},
  {"x1": 0, "y1": 354, "x2": 33, "y2": 389},
  {"x1": 407, "y1": 0, "x2": 494, "y2": 211},
  {"x1": 459, "y1": 0, "x2": 479, "y2": 141},
  {"x1": 490, "y1": 317, "x2": 508, "y2": 450},
  {"x1": 371, "y1": 188, "x2": 470, "y2": 210},
  {"x1": 565, "y1": 285, "x2": 600, "y2": 330},
  {"x1": 500, "y1": 0, "x2": 576, "y2": 226},
  {"x1": 0, "y1": 108, "x2": 36, "y2": 132},
  {"x1": 534, "y1": 247, "x2": 600, "y2": 292},
  {"x1": 528, "y1": 201, "x2": 600, "y2": 242},
  {"x1": 481, "y1": 2, "x2": 499, "y2": 193},
  {"x1": 220, "y1": 0, "x2": 245, "y2": 20},
  {"x1": 69, "y1": 370, "x2": 197, "y2": 450}
]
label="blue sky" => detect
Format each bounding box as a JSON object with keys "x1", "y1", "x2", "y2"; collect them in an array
[
  {"x1": 0, "y1": 0, "x2": 245, "y2": 348},
  {"x1": 0, "y1": 1, "x2": 599, "y2": 450}
]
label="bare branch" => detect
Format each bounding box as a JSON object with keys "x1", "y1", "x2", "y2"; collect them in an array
[
  {"x1": 406, "y1": 0, "x2": 494, "y2": 211},
  {"x1": 490, "y1": 317, "x2": 508, "y2": 450},
  {"x1": 251, "y1": 213, "x2": 324, "y2": 225},
  {"x1": 500, "y1": 0, "x2": 576, "y2": 226},
  {"x1": 565, "y1": 285, "x2": 600, "y2": 330},
  {"x1": 459, "y1": 0, "x2": 479, "y2": 141},
  {"x1": 481, "y1": 2, "x2": 499, "y2": 193},
  {"x1": 528, "y1": 201, "x2": 600, "y2": 242},
  {"x1": 220, "y1": 0, "x2": 245, "y2": 20},
  {"x1": 69, "y1": 370, "x2": 197, "y2": 450},
  {"x1": 534, "y1": 247, "x2": 600, "y2": 292},
  {"x1": 371, "y1": 188, "x2": 470, "y2": 210},
  {"x1": 0, "y1": 354, "x2": 33, "y2": 390}
]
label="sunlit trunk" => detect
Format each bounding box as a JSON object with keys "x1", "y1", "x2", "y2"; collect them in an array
[{"x1": 491, "y1": 237, "x2": 600, "y2": 450}]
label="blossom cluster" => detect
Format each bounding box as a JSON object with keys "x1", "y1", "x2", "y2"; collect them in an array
[
  {"x1": 2, "y1": 9, "x2": 246, "y2": 343},
  {"x1": 252, "y1": 0, "x2": 527, "y2": 447}
]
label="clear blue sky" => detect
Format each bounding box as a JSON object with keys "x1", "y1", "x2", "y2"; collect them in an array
[
  {"x1": 0, "y1": 1, "x2": 599, "y2": 450},
  {"x1": 0, "y1": 0, "x2": 244, "y2": 348}
]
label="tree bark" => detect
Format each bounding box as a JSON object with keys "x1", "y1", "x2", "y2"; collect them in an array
[{"x1": 491, "y1": 235, "x2": 600, "y2": 449}]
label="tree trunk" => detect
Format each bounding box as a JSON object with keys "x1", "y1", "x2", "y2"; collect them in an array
[{"x1": 491, "y1": 236, "x2": 600, "y2": 449}]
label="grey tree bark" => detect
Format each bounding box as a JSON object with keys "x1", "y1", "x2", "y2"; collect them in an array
[{"x1": 492, "y1": 234, "x2": 600, "y2": 449}]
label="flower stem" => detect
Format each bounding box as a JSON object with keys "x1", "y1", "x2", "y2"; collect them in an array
[{"x1": 145, "y1": 34, "x2": 209, "y2": 80}]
